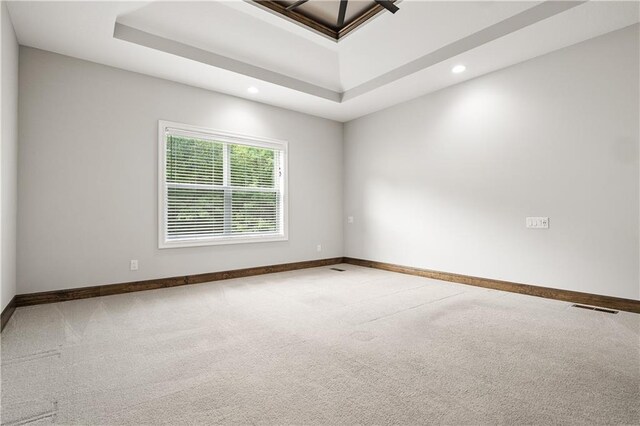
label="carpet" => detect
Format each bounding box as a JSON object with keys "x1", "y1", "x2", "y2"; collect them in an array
[{"x1": 1, "y1": 264, "x2": 638, "y2": 424}]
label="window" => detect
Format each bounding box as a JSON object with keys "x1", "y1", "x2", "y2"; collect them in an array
[{"x1": 159, "y1": 121, "x2": 287, "y2": 248}]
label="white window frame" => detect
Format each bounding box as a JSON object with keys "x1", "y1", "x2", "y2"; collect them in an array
[{"x1": 158, "y1": 120, "x2": 288, "y2": 248}]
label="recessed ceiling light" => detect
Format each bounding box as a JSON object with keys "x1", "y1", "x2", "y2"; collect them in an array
[
  {"x1": 452, "y1": 65, "x2": 466, "y2": 74},
  {"x1": 247, "y1": 86, "x2": 259, "y2": 94}
]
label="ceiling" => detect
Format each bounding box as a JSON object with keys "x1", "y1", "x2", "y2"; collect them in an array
[{"x1": 6, "y1": 1, "x2": 640, "y2": 122}]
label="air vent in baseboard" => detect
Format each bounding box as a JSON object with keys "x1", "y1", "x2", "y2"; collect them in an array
[
  {"x1": 330, "y1": 268, "x2": 346, "y2": 272},
  {"x1": 572, "y1": 304, "x2": 618, "y2": 314}
]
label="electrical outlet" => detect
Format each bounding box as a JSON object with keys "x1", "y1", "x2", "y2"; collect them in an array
[
  {"x1": 347, "y1": 216, "x2": 354, "y2": 224},
  {"x1": 526, "y1": 217, "x2": 549, "y2": 229},
  {"x1": 316, "y1": 244, "x2": 322, "y2": 252},
  {"x1": 130, "y1": 259, "x2": 139, "y2": 271}
]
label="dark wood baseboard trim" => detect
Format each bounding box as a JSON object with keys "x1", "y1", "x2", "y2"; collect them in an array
[
  {"x1": 15, "y1": 257, "x2": 344, "y2": 308},
  {"x1": 343, "y1": 257, "x2": 640, "y2": 314},
  {"x1": 12, "y1": 256, "x2": 639, "y2": 315},
  {"x1": 1, "y1": 296, "x2": 16, "y2": 331}
]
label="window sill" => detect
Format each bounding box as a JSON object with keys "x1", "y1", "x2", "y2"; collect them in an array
[{"x1": 159, "y1": 234, "x2": 288, "y2": 249}]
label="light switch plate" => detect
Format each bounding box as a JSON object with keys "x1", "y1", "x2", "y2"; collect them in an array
[{"x1": 526, "y1": 217, "x2": 549, "y2": 229}]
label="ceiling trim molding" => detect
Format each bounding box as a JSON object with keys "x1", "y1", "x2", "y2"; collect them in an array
[{"x1": 113, "y1": 22, "x2": 342, "y2": 102}]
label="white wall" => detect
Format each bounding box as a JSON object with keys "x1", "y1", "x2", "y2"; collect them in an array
[
  {"x1": 18, "y1": 47, "x2": 343, "y2": 294},
  {"x1": 1, "y1": 2, "x2": 19, "y2": 311},
  {"x1": 344, "y1": 25, "x2": 640, "y2": 300}
]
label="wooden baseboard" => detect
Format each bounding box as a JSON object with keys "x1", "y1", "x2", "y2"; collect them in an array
[
  {"x1": 343, "y1": 257, "x2": 640, "y2": 314},
  {"x1": 9, "y1": 255, "x2": 639, "y2": 319},
  {"x1": 1, "y1": 296, "x2": 16, "y2": 331},
  {"x1": 14, "y1": 257, "x2": 344, "y2": 308}
]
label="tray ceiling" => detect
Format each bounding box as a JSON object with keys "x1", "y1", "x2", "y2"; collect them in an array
[{"x1": 6, "y1": 1, "x2": 640, "y2": 122}]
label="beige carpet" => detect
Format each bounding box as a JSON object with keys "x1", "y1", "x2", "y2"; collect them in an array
[{"x1": 1, "y1": 264, "x2": 638, "y2": 425}]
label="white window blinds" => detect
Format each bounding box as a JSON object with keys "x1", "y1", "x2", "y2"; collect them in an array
[{"x1": 159, "y1": 122, "x2": 287, "y2": 248}]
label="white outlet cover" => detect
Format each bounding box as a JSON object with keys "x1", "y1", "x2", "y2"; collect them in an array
[{"x1": 130, "y1": 259, "x2": 139, "y2": 270}]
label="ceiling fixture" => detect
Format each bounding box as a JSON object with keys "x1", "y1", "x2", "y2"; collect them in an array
[
  {"x1": 337, "y1": 0, "x2": 348, "y2": 27},
  {"x1": 452, "y1": 65, "x2": 466, "y2": 74},
  {"x1": 373, "y1": 0, "x2": 399, "y2": 14},
  {"x1": 251, "y1": 0, "x2": 399, "y2": 41},
  {"x1": 247, "y1": 86, "x2": 259, "y2": 94}
]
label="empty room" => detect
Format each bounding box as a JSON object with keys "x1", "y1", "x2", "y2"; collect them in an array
[{"x1": 1, "y1": 0, "x2": 639, "y2": 424}]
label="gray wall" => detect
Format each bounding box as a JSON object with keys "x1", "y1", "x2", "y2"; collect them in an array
[
  {"x1": 1, "y1": 2, "x2": 18, "y2": 311},
  {"x1": 344, "y1": 25, "x2": 640, "y2": 300},
  {"x1": 15, "y1": 25, "x2": 640, "y2": 301},
  {"x1": 18, "y1": 47, "x2": 343, "y2": 294}
]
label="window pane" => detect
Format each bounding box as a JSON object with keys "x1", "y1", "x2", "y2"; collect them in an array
[
  {"x1": 161, "y1": 123, "x2": 286, "y2": 246},
  {"x1": 167, "y1": 187, "x2": 224, "y2": 239},
  {"x1": 230, "y1": 145, "x2": 276, "y2": 188},
  {"x1": 166, "y1": 136, "x2": 223, "y2": 185},
  {"x1": 231, "y1": 190, "x2": 278, "y2": 234}
]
